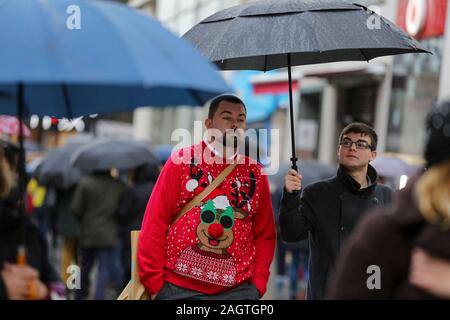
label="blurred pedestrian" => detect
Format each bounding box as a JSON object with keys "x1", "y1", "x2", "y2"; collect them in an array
[
  {"x1": 51, "y1": 186, "x2": 80, "y2": 295},
  {"x1": 327, "y1": 100, "x2": 450, "y2": 299},
  {"x1": 279, "y1": 122, "x2": 393, "y2": 299},
  {"x1": 71, "y1": 169, "x2": 125, "y2": 300},
  {"x1": 116, "y1": 161, "x2": 160, "y2": 288},
  {"x1": 409, "y1": 249, "x2": 450, "y2": 299},
  {"x1": 271, "y1": 185, "x2": 308, "y2": 300},
  {"x1": 0, "y1": 140, "x2": 64, "y2": 300}
]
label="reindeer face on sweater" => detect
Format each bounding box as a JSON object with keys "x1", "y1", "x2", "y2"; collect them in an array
[{"x1": 196, "y1": 199, "x2": 247, "y2": 254}]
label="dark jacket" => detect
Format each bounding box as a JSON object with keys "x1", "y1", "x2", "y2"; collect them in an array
[
  {"x1": 279, "y1": 164, "x2": 393, "y2": 300},
  {"x1": 117, "y1": 163, "x2": 159, "y2": 237},
  {"x1": 117, "y1": 162, "x2": 159, "y2": 279},
  {"x1": 0, "y1": 200, "x2": 60, "y2": 299},
  {"x1": 327, "y1": 176, "x2": 450, "y2": 299},
  {"x1": 70, "y1": 172, "x2": 125, "y2": 248},
  {"x1": 52, "y1": 187, "x2": 80, "y2": 239}
]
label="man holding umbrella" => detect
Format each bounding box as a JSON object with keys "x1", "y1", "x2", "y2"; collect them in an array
[
  {"x1": 138, "y1": 94, "x2": 276, "y2": 300},
  {"x1": 279, "y1": 122, "x2": 393, "y2": 300}
]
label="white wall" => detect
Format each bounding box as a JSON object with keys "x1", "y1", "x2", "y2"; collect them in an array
[{"x1": 318, "y1": 84, "x2": 338, "y2": 165}]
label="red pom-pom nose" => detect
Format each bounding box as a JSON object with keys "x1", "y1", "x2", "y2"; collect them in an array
[{"x1": 208, "y1": 223, "x2": 224, "y2": 238}]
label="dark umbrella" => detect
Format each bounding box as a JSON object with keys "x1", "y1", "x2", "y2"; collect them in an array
[
  {"x1": 34, "y1": 142, "x2": 87, "y2": 189},
  {"x1": 71, "y1": 139, "x2": 157, "y2": 173},
  {"x1": 183, "y1": 0, "x2": 431, "y2": 170},
  {"x1": 24, "y1": 140, "x2": 44, "y2": 154}
]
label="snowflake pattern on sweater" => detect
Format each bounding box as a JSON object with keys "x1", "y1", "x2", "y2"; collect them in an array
[{"x1": 175, "y1": 245, "x2": 236, "y2": 286}]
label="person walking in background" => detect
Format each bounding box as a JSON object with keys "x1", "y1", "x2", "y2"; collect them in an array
[
  {"x1": 71, "y1": 169, "x2": 125, "y2": 300},
  {"x1": 271, "y1": 184, "x2": 308, "y2": 300},
  {"x1": 52, "y1": 186, "x2": 80, "y2": 298},
  {"x1": 327, "y1": 100, "x2": 450, "y2": 299},
  {"x1": 116, "y1": 161, "x2": 160, "y2": 288},
  {"x1": 279, "y1": 122, "x2": 393, "y2": 300}
]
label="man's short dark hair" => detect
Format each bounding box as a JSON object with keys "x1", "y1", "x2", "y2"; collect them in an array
[
  {"x1": 339, "y1": 122, "x2": 378, "y2": 151},
  {"x1": 208, "y1": 95, "x2": 246, "y2": 119}
]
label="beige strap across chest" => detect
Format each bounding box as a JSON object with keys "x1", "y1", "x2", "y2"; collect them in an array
[{"x1": 171, "y1": 163, "x2": 237, "y2": 225}]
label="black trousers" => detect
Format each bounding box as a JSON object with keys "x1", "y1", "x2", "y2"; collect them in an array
[{"x1": 155, "y1": 281, "x2": 260, "y2": 300}]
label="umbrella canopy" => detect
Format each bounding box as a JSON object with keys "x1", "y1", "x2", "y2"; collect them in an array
[
  {"x1": 24, "y1": 140, "x2": 44, "y2": 154},
  {"x1": 0, "y1": 0, "x2": 230, "y2": 118},
  {"x1": 371, "y1": 155, "x2": 420, "y2": 178},
  {"x1": 183, "y1": 0, "x2": 429, "y2": 71},
  {"x1": 34, "y1": 142, "x2": 87, "y2": 189},
  {"x1": 183, "y1": 0, "x2": 430, "y2": 170},
  {"x1": 26, "y1": 156, "x2": 43, "y2": 176},
  {"x1": 0, "y1": 115, "x2": 30, "y2": 137},
  {"x1": 268, "y1": 160, "x2": 335, "y2": 192},
  {"x1": 71, "y1": 139, "x2": 157, "y2": 173}
]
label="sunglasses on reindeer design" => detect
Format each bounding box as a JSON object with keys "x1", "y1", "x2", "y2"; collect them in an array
[{"x1": 200, "y1": 200, "x2": 234, "y2": 230}]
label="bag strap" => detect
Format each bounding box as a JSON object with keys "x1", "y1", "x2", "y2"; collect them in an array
[{"x1": 171, "y1": 162, "x2": 237, "y2": 225}]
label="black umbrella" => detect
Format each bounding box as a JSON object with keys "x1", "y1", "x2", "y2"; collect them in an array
[
  {"x1": 183, "y1": 0, "x2": 431, "y2": 170},
  {"x1": 34, "y1": 142, "x2": 87, "y2": 189},
  {"x1": 71, "y1": 139, "x2": 157, "y2": 173}
]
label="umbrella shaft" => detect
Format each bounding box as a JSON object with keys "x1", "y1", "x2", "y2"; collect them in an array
[
  {"x1": 287, "y1": 54, "x2": 297, "y2": 171},
  {"x1": 17, "y1": 83, "x2": 27, "y2": 248}
]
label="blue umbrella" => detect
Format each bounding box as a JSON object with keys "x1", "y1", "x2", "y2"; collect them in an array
[
  {"x1": 0, "y1": 0, "x2": 230, "y2": 257},
  {"x1": 0, "y1": 0, "x2": 230, "y2": 117}
]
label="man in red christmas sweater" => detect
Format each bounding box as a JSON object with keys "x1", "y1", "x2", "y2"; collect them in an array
[{"x1": 138, "y1": 95, "x2": 276, "y2": 299}]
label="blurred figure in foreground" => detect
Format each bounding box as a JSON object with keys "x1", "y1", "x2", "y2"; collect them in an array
[
  {"x1": 409, "y1": 248, "x2": 450, "y2": 299},
  {"x1": 328, "y1": 100, "x2": 450, "y2": 299},
  {"x1": 0, "y1": 139, "x2": 64, "y2": 300}
]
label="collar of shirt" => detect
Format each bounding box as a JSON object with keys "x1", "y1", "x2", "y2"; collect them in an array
[{"x1": 203, "y1": 138, "x2": 239, "y2": 161}]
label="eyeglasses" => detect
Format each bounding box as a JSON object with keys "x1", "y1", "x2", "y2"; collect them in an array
[{"x1": 339, "y1": 138, "x2": 372, "y2": 150}]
